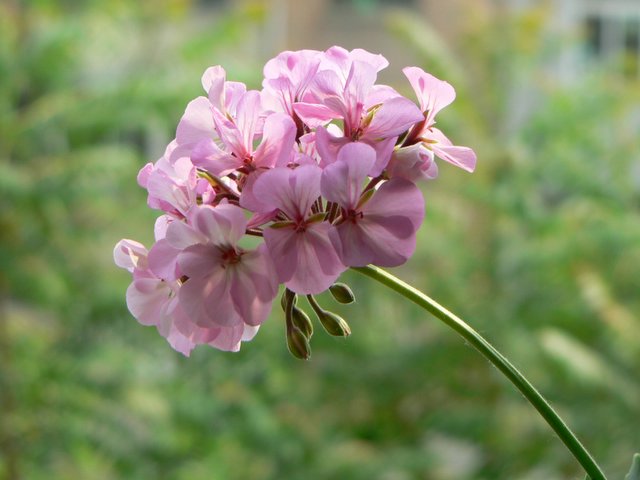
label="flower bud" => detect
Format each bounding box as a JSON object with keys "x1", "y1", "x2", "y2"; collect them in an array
[
  {"x1": 287, "y1": 325, "x2": 311, "y2": 360},
  {"x1": 318, "y1": 310, "x2": 351, "y2": 337},
  {"x1": 292, "y1": 305, "x2": 313, "y2": 338},
  {"x1": 329, "y1": 283, "x2": 356, "y2": 304},
  {"x1": 280, "y1": 289, "x2": 297, "y2": 311}
]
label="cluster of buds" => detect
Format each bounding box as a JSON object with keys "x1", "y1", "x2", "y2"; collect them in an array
[{"x1": 114, "y1": 46, "x2": 476, "y2": 357}]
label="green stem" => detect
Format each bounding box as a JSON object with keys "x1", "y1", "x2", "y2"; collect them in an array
[{"x1": 352, "y1": 265, "x2": 607, "y2": 480}]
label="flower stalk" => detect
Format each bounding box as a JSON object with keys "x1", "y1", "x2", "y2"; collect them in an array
[{"x1": 352, "y1": 265, "x2": 607, "y2": 480}]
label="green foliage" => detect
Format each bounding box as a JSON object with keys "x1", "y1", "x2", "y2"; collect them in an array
[{"x1": 1, "y1": 2, "x2": 638, "y2": 480}]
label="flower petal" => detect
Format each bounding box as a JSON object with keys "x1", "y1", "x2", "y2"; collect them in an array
[
  {"x1": 114, "y1": 239, "x2": 148, "y2": 272},
  {"x1": 253, "y1": 112, "x2": 296, "y2": 169},
  {"x1": 178, "y1": 269, "x2": 241, "y2": 328},
  {"x1": 148, "y1": 239, "x2": 181, "y2": 281},
  {"x1": 427, "y1": 127, "x2": 477, "y2": 172},
  {"x1": 178, "y1": 244, "x2": 222, "y2": 279},
  {"x1": 126, "y1": 278, "x2": 173, "y2": 327},
  {"x1": 387, "y1": 144, "x2": 438, "y2": 182},
  {"x1": 330, "y1": 179, "x2": 425, "y2": 267},
  {"x1": 191, "y1": 204, "x2": 248, "y2": 247},
  {"x1": 201, "y1": 65, "x2": 226, "y2": 109},
  {"x1": 252, "y1": 165, "x2": 322, "y2": 220},
  {"x1": 320, "y1": 142, "x2": 375, "y2": 209},
  {"x1": 264, "y1": 222, "x2": 344, "y2": 294},
  {"x1": 403, "y1": 67, "x2": 456, "y2": 125},
  {"x1": 229, "y1": 250, "x2": 278, "y2": 326},
  {"x1": 176, "y1": 96, "x2": 216, "y2": 148},
  {"x1": 365, "y1": 96, "x2": 423, "y2": 139}
]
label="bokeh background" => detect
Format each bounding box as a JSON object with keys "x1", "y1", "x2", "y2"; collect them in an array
[{"x1": 1, "y1": 0, "x2": 639, "y2": 479}]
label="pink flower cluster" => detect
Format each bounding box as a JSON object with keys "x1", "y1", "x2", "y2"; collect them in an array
[{"x1": 115, "y1": 46, "x2": 476, "y2": 356}]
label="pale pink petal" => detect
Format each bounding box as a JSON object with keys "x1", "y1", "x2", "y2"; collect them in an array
[
  {"x1": 211, "y1": 108, "x2": 247, "y2": 158},
  {"x1": 261, "y1": 225, "x2": 298, "y2": 285},
  {"x1": 154, "y1": 215, "x2": 171, "y2": 241},
  {"x1": 176, "y1": 96, "x2": 216, "y2": 147},
  {"x1": 191, "y1": 138, "x2": 240, "y2": 176},
  {"x1": 178, "y1": 269, "x2": 241, "y2": 328},
  {"x1": 387, "y1": 144, "x2": 438, "y2": 182},
  {"x1": 367, "y1": 136, "x2": 397, "y2": 177},
  {"x1": 253, "y1": 113, "x2": 296, "y2": 169},
  {"x1": 137, "y1": 163, "x2": 153, "y2": 188},
  {"x1": 264, "y1": 49, "x2": 321, "y2": 86},
  {"x1": 238, "y1": 171, "x2": 266, "y2": 213},
  {"x1": 147, "y1": 167, "x2": 195, "y2": 217},
  {"x1": 201, "y1": 65, "x2": 226, "y2": 109},
  {"x1": 178, "y1": 244, "x2": 222, "y2": 279},
  {"x1": 364, "y1": 84, "x2": 401, "y2": 109},
  {"x1": 311, "y1": 68, "x2": 344, "y2": 100},
  {"x1": 427, "y1": 127, "x2": 477, "y2": 172},
  {"x1": 173, "y1": 311, "x2": 221, "y2": 344},
  {"x1": 234, "y1": 90, "x2": 263, "y2": 152},
  {"x1": 333, "y1": 216, "x2": 416, "y2": 267},
  {"x1": 230, "y1": 252, "x2": 278, "y2": 326},
  {"x1": 166, "y1": 324, "x2": 197, "y2": 356},
  {"x1": 320, "y1": 46, "x2": 351, "y2": 76},
  {"x1": 293, "y1": 102, "x2": 339, "y2": 128},
  {"x1": 165, "y1": 219, "x2": 206, "y2": 250},
  {"x1": 343, "y1": 61, "x2": 377, "y2": 128},
  {"x1": 350, "y1": 48, "x2": 389, "y2": 72},
  {"x1": 252, "y1": 165, "x2": 322, "y2": 220},
  {"x1": 263, "y1": 222, "x2": 344, "y2": 294},
  {"x1": 314, "y1": 126, "x2": 349, "y2": 167},
  {"x1": 207, "y1": 325, "x2": 245, "y2": 352},
  {"x1": 148, "y1": 239, "x2": 181, "y2": 281},
  {"x1": 320, "y1": 142, "x2": 375, "y2": 209},
  {"x1": 330, "y1": 179, "x2": 424, "y2": 267},
  {"x1": 241, "y1": 324, "x2": 260, "y2": 342},
  {"x1": 126, "y1": 278, "x2": 173, "y2": 327},
  {"x1": 263, "y1": 77, "x2": 295, "y2": 114},
  {"x1": 364, "y1": 178, "x2": 425, "y2": 231},
  {"x1": 403, "y1": 67, "x2": 455, "y2": 125},
  {"x1": 329, "y1": 222, "x2": 376, "y2": 267},
  {"x1": 247, "y1": 210, "x2": 279, "y2": 229},
  {"x1": 224, "y1": 82, "x2": 247, "y2": 114},
  {"x1": 114, "y1": 239, "x2": 148, "y2": 272},
  {"x1": 365, "y1": 96, "x2": 423, "y2": 139},
  {"x1": 191, "y1": 204, "x2": 247, "y2": 247}
]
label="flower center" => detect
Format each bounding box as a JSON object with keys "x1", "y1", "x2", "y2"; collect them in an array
[
  {"x1": 221, "y1": 246, "x2": 242, "y2": 266},
  {"x1": 346, "y1": 209, "x2": 364, "y2": 224}
]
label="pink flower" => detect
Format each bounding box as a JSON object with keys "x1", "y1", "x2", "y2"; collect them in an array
[
  {"x1": 403, "y1": 67, "x2": 477, "y2": 172},
  {"x1": 295, "y1": 48, "x2": 423, "y2": 175},
  {"x1": 190, "y1": 90, "x2": 296, "y2": 177},
  {"x1": 262, "y1": 49, "x2": 322, "y2": 118},
  {"x1": 115, "y1": 49, "x2": 477, "y2": 356},
  {"x1": 137, "y1": 152, "x2": 207, "y2": 218},
  {"x1": 320, "y1": 143, "x2": 425, "y2": 267},
  {"x1": 251, "y1": 164, "x2": 346, "y2": 294},
  {"x1": 113, "y1": 239, "x2": 197, "y2": 356},
  {"x1": 165, "y1": 203, "x2": 279, "y2": 329},
  {"x1": 169, "y1": 65, "x2": 246, "y2": 163}
]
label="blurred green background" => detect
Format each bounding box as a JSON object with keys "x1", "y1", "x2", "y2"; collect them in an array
[{"x1": 1, "y1": 1, "x2": 639, "y2": 479}]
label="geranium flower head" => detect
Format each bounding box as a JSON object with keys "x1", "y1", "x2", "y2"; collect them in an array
[{"x1": 115, "y1": 46, "x2": 475, "y2": 356}]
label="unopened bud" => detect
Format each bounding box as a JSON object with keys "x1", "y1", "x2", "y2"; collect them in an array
[
  {"x1": 287, "y1": 326, "x2": 311, "y2": 360},
  {"x1": 280, "y1": 289, "x2": 297, "y2": 311},
  {"x1": 329, "y1": 283, "x2": 355, "y2": 304},
  {"x1": 292, "y1": 306, "x2": 313, "y2": 338},
  {"x1": 318, "y1": 310, "x2": 351, "y2": 337}
]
